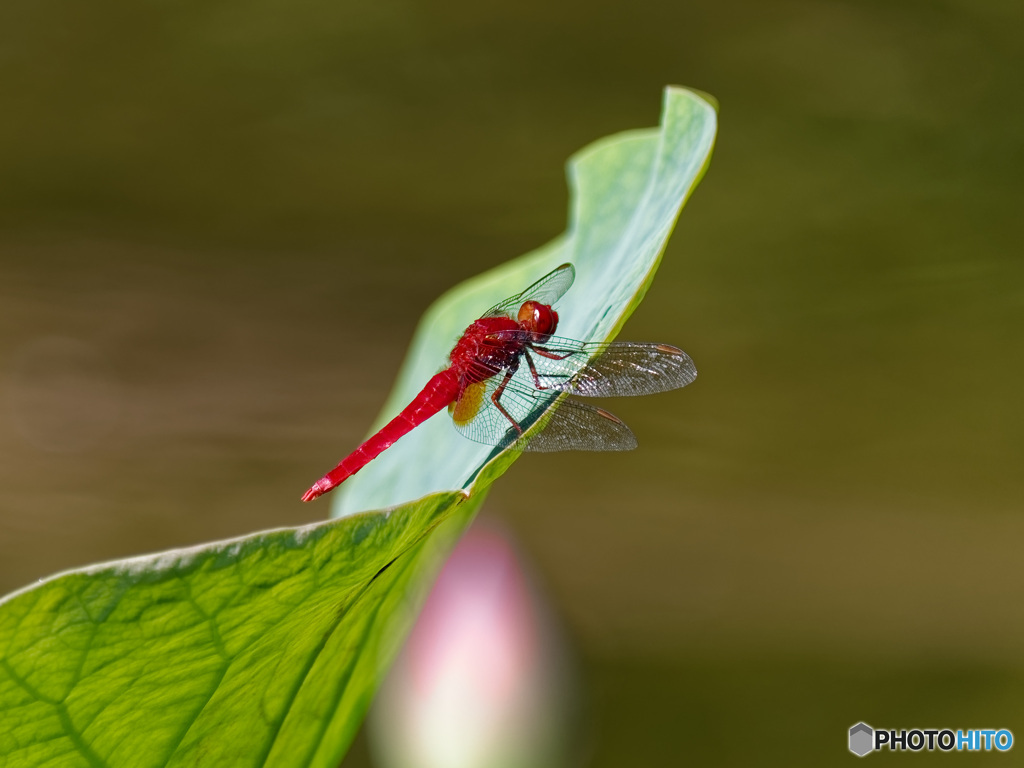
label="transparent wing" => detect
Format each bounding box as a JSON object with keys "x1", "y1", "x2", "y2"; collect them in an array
[
  {"x1": 519, "y1": 395, "x2": 638, "y2": 453},
  {"x1": 482, "y1": 263, "x2": 576, "y2": 319},
  {"x1": 486, "y1": 332, "x2": 698, "y2": 397},
  {"x1": 449, "y1": 374, "x2": 636, "y2": 452}
]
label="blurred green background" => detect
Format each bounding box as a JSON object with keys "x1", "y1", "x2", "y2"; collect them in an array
[{"x1": 2, "y1": 0, "x2": 1023, "y2": 764}]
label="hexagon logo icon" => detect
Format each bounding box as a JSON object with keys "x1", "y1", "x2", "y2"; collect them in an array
[{"x1": 849, "y1": 722, "x2": 874, "y2": 757}]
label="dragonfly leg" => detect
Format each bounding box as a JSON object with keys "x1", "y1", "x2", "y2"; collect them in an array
[
  {"x1": 524, "y1": 348, "x2": 554, "y2": 391},
  {"x1": 491, "y1": 368, "x2": 523, "y2": 435},
  {"x1": 530, "y1": 345, "x2": 574, "y2": 361}
]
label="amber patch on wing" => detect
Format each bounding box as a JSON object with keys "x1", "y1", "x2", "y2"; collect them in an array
[{"x1": 450, "y1": 381, "x2": 487, "y2": 426}]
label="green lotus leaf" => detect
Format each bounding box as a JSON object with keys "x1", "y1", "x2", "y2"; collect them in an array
[{"x1": 0, "y1": 86, "x2": 716, "y2": 768}]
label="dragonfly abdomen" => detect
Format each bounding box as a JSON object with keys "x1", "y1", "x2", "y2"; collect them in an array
[{"x1": 301, "y1": 369, "x2": 460, "y2": 501}]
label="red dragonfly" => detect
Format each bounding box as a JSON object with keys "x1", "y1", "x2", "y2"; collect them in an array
[{"x1": 302, "y1": 263, "x2": 696, "y2": 501}]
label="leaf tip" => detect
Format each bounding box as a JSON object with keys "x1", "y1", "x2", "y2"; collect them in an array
[{"x1": 665, "y1": 85, "x2": 720, "y2": 115}]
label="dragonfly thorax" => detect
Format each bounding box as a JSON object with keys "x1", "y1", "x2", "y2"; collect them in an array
[{"x1": 450, "y1": 316, "x2": 526, "y2": 383}]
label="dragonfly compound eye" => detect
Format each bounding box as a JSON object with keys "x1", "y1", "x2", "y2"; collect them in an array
[{"x1": 518, "y1": 301, "x2": 558, "y2": 337}]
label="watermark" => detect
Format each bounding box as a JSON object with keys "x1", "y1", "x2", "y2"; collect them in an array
[{"x1": 849, "y1": 723, "x2": 1013, "y2": 757}]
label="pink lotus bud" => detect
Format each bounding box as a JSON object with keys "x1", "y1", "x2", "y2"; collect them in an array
[{"x1": 370, "y1": 521, "x2": 576, "y2": 768}]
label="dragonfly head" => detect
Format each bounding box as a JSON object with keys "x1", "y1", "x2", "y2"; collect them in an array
[{"x1": 517, "y1": 300, "x2": 558, "y2": 340}]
